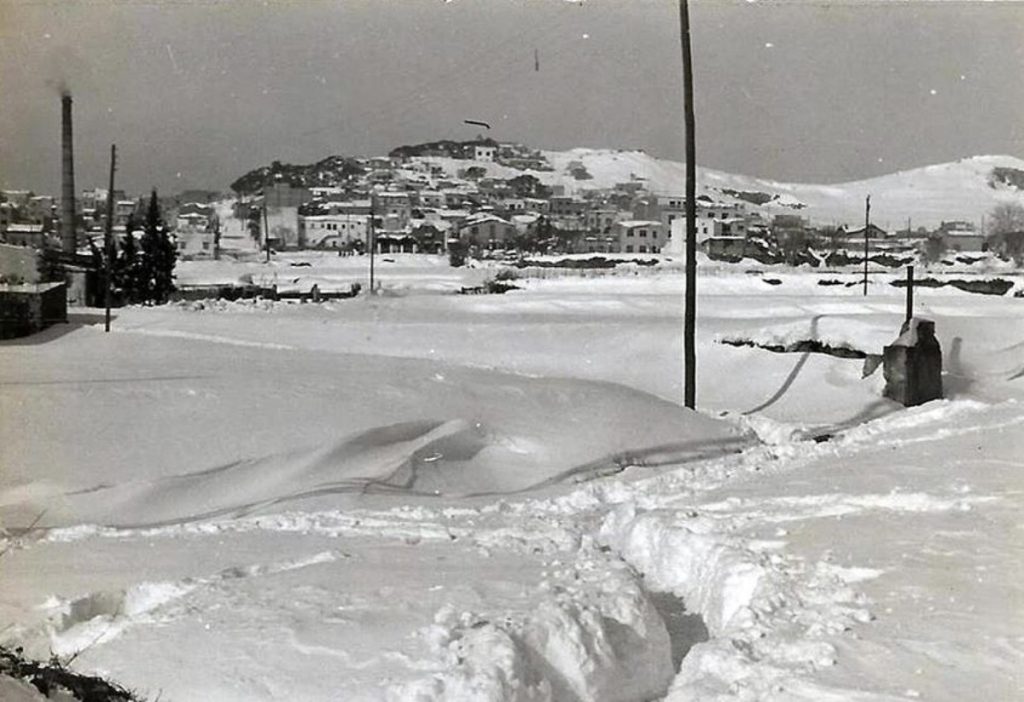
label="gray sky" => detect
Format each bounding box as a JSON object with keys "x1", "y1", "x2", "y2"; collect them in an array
[{"x1": 1, "y1": 0, "x2": 1022, "y2": 195}]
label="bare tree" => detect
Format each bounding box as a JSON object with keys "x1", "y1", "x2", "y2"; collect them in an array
[
  {"x1": 921, "y1": 235, "x2": 946, "y2": 264},
  {"x1": 989, "y1": 202, "x2": 1024, "y2": 235},
  {"x1": 988, "y1": 202, "x2": 1024, "y2": 263}
]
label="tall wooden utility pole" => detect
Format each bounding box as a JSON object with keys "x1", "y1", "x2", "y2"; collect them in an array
[
  {"x1": 368, "y1": 193, "x2": 376, "y2": 294},
  {"x1": 862, "y1": 195, "x2": 870, "y2": 296},
  {"x1": 905, "y1": 265, "x2": 914, "y2": 324},
  {"x1": 103, "y1": 145, "x2": 117, "y2": 333},
  {"x1": 263, "y1": 198, "x2": 271, "y2": 263},
  {"x1": 679, "y1": 0, "x2": 697, "y2": 409}
]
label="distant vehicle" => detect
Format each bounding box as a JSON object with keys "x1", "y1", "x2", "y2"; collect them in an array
[{"x1": 289, "y1": 261, "x2": 312, "y2": 267}]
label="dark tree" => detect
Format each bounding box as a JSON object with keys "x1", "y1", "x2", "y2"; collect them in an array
[
  {"x1": 448, "y1": 239, "x2": 468, "y2": 268},
  {"x1": 246, "y1": 206, "x2": 262, "y2": 241},
  {"x1": 508, "y1": 174, "x2": 552, "y2": 199},
  {"x1": 921, "y1": 236, "x2": 946, "y2": 264},
  {"x1": 139, "y1": 190, "x2": 177, "y2": 304},
  {"x1": 115, "y1": 216, "x2": 144, "y2": 304},
  {"x1": 780, "y1": 230, "x2": 809, "y2": 266}
]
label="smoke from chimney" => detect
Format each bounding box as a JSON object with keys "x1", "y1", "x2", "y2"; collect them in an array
[{"x1": 61, "y1": 91, "x2": 77, "y2": 254}]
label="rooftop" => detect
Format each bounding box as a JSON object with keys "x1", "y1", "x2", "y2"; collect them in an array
[{"x1": 617, "y1": 220, "x2": 662, "y2": 228}]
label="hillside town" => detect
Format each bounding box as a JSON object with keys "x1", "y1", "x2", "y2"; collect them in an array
[{"x1": 4, "y1": 136, "x2": 1022, "y2": 285}]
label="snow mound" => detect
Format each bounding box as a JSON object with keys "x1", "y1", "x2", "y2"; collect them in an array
[{"x1": 15, "y1": 411, "x2": 747, "y2": 529}]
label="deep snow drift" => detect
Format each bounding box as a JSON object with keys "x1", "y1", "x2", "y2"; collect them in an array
[{"x1": 1, "y1": 256, "x2": 1022, "y2": 701}]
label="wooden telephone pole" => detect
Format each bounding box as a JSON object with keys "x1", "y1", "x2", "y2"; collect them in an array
[
  {"x1": 679, "y1": 0, "x2": 697, "y2": 409},
  {"x1": 369, "y1": 193, "x2": 376, "y2": 294},
  {"x1": 263, "y1": 199, "x2": 271, "y2": 263},
  {"x1": 103, "y1": 145, "x2": 117, "y2": 333},
  {"x1": 862, "y1": 195, "x2": 871, "y2": 296}
]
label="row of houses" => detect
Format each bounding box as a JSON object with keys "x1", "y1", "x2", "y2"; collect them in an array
[
  {"x1": 769, "y1": 216, "x2": 993, "y2": 256},
  {"x1": 225, "y1": 178, "x2": 766, "y2": 257}
]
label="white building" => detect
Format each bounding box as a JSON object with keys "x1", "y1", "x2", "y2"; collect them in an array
[
  {"x1": 615, "y1": 220, "x2": 666, "y2": 254},
  {"x1": 666, "y1": 216, "x2": 749, "y2": 257},
  {"x1": 473, "y1": 144, "x2": 496, "y2": 162},
  {"x1": 299, "y1": 214, "x2": 370, "y2": 249},
  {"x1": 176, "y1": 227, "x2": 216, "y2": 258}
]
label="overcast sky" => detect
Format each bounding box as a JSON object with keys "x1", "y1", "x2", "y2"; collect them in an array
[{"x1": 1, "y1": 0, "x2": 1022, "y2": 195}]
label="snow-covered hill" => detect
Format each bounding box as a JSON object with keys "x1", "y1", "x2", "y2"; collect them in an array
[{"x1": 420, "y1": 150, "x2": 1024, "y2": 229}]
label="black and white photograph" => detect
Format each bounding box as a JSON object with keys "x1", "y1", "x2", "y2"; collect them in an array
[{"x1": 1, "y1": 1, "x2": 1022, "y2": 700}]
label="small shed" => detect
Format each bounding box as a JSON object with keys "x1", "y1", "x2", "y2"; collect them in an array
[{"x1": 0, "y1": 282, "x2": 67, "y2": 339}]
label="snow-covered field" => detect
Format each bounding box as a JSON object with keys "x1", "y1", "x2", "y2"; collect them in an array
[{"x1": 1, "y1": 256, "x2": 1022, "y2": 701}]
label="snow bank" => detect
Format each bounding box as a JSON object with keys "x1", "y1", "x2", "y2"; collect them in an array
[
  {"x1": 596, "y1": 497, "x2": 875, "y2": 700},
  {"x1": 388, "y1": 541, "x2": 673, "y2": 702},
  {"x1": 715, "y1": 316, "x2": 894, "y2": 357}
]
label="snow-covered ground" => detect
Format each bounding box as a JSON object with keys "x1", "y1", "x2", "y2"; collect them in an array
[{"x1": 1, "y1": 257, "x2": 1022, "y2": 701}]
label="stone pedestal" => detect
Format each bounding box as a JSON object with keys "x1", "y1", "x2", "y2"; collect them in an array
[{"x1": 883, "y1": 318, "x2": 943, "y2": 406}]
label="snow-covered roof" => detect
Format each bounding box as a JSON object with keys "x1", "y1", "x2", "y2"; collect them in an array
[
  {"x1": 411, "y1": 218, "x2": 452, "y2": 231},
  {"x1": 463, "y1": 214, "x2": 512, "y2": 227},
  {"x1": 329, "y1": 199, "x2": 371, "y2": 209},
  {"x1": 617, "y1": 220, "x2": 662, "y2": 228},
  {"x1": 4, "y1": 223, "x2": 44, "y2": 233},
  {"x1": 435, "y1": 209, "x2": 471, "y2": 219},
  {"x1": 301, "y1": 213, "x2": 368, "y2": 222}
]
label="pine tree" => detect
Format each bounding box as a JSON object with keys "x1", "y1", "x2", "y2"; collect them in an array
[
  {"x1": 139, "y1": 190, "x2": 177, "y2": 304},
  {"x1": 116, "y1": 215, "x2": 142, "y2": 304}
]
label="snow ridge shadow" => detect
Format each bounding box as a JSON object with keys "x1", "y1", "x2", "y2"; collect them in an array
[{"x1": 647, "y1": 591, "x2": 710, "y2": 671}]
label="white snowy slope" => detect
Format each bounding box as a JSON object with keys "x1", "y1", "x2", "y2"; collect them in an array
[
  {"x1": 416, "y1": 150, "x2": 1024, "y2": 228},
  {"x1": 1, "y1": 258, "x2": 1022, "y2": 701}
]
